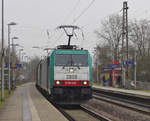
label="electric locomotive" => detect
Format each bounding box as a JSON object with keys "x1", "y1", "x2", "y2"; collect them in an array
[{"x1": 36, "y1": 25, "x2": 92, "y2": 104}]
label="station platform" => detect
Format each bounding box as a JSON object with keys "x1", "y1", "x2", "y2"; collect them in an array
[
  {"x1": 0, "y1": 82, "x2": 68, "y2": 121},
  {"x1": 93, "y1": 85, "x2": 150, "y2": 98}
]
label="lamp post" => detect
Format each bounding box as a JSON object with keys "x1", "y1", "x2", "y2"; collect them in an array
[
  {"x1": 14, "y1": 44, "x2": 23, "y2": 62},
  {"x1": 22, "y1": 52, "x2": 26, "y2": 62},
  {"x1": 21, "y1": 52, "x2": 26, "y2": 75},
  {"x1": 1, "y1": 0, "x2": 4, "y2": 101},
  {"x1": 8, "y1": 22, "x2": 17, "y2": 93},
  {"x1": 32, "y1": 46, "x2": 54, "y2": 56},
  {"x1": 93, "y1": 48, "x2": 99, "y2": 83},
  {"x1": 15, "y1": 45, "x2": 23, "y2": 66},
  {"x1": 25, "y1": 56, "x2": 29, "y2": 62},
  {"x1": 43, "y1": 47, "x2": 53, "y2": 54},
  {"x1": 133, "y1": 41, "x2": 138, "y2": 89},
  {"x1": 32, "y1": 46, "x2": 43, "y2": 57},
  {"x1": 19, "y1": 48, "x2": 23, "y2": 63},
  {"x1": 11, "y1": 37, "x2": 18, "y2": 89},
  {"x1": 15, "y1": 47, "x2": 23, "y2": 84},
  {"x1": 134, "y1": 46, "x2": 137, "y2": 89}
]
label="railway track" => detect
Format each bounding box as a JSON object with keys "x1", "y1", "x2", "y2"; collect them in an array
[
  {"x1": 37, "y1": 86, "x2": 111, "y2": 121},
  {"x1": 54, "y1": 105, "x2": 111, "y2": 121},
  {"x1": 93, "y1": 88, "x2": 150, "y2": 115}
]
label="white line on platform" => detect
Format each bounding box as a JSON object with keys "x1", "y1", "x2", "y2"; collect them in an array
[{"x1": 27, "y1": 86, "x2": 41, "y2": 121}]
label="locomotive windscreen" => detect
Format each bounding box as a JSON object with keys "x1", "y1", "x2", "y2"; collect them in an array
[{"x1": 55, "y1": 54, "x2": 88, "y2": 66}]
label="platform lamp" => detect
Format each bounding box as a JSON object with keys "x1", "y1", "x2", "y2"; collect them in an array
[
  {"x1": 15, "y1": 47, "x2": 24, "y2": 84},
  {"x1": 11, "y1": 36, "x2": 19, "y2": 89},
  {"x1": 22, "y1": 52, "x2": 26, "y2": 62},
  {"x1": 21, "y1": 52, "x2": 26, "y2": 73},
  {"x1": 8, "y1": 22, "x2": 17, "y2": 93},
  {"x1": 19, "y1": 48, "x2": 24, "y2": 63}
]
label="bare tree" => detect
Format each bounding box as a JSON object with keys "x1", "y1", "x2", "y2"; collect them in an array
[
  {"x1": 94, "y1": 14, "x2": 150, "y2": 83},
  {"x1": 130, "y1": 20, "x2": 150, "y2": 57},
  {"x1": 129, "y1": 20, "x2": 150, "y2": 82},
  {"x1": 93, "y1": 45, "x2": 112, "y2": 82},
  {"x1": 28, "y1": 56, "x2": 40, "y2": 81},
  {"x1": 94, "y1": 14, "x2": 122, "y2": 61}
]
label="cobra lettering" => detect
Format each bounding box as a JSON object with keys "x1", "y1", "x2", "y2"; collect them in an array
[{"x1": 66, "y1": 75, "x2": 77, "y2": 79}]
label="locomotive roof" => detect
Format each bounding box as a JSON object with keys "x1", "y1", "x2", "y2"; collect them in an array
[
  {"x1": 56, "y1": 45, "x2": 77, "y2": 50},
  {"x1": 40, "y1": 48, "x2": 91, "y2": 64},
  {"x1": 46, "y1": 45, "x2": 89, "y2": 57},
  {"x1": 48, "y1": 49, "x2": 89, "y2": 56},
  {"x1": 57, "y1": 25, "x2": 80, "y2": 30}
]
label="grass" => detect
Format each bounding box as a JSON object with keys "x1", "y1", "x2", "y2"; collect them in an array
[
  {"x1": 0, "y1": 90, "x2": 14, "y2": 108},
  {"x1": 16, "y1": 81, "x2": 25, "y2": 86},
  {"x1": 0, "y1": 82, "x2": 24, "y2": 108},
  {"x1": 93, "y1": 82, "x2": 103, "y2": 86}
]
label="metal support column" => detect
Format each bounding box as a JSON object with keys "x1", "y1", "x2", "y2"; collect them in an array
[
  {"x1": 8, "y1": 25, "x2": 11, "y2": 93},
  {"x1": 1, "y1": 0, "x2": 5, "y2": 101},
  {"x1": 122, "y1": 1, "x2": 128, "y2": 87}
]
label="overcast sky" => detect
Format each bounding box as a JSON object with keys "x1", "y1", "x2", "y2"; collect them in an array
[{"x1": 1, "y1": 0, "x2": 150, "y2": 59}]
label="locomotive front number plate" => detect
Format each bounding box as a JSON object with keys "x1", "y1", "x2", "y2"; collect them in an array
[{"x1": 66, "y1": 75, "x2": 77, "y2": 79}]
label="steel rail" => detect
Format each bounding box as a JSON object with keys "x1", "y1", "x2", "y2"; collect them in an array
[
  {"x1": 54, "y1": 105, "x2": 76, "y2": 121},
  {"x1": 36, "y1": 86, "x2": 76, "y2": 121},
  {"x1": 54, "y1": 105, "x2": 111, "y2": 121},
  {"x1": 36, "y1": 86, "x2": 110, "y2": 121},
  {"x1": 93, "y1": 88, "x2": 150, "y2": 115},
  {"x1": 80, "y1": 105, "x2": 111, "y2": 121}
]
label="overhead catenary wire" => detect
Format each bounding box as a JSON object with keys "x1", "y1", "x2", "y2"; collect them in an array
[
  {"x1": 54, "y1": 0, "x2": 96, "y2": 46},
  {"x1": 46, "y1": 0, "x2": 123, "y2": 49},
  {"x1": 130, "y1": 8, "x2": 150, "y2": 20},
  {"x1": 55, "y1": 0, "x2": 81, "y2": 44},
  {"x1": 50, "y1": 0, "x2": 96, "y2": 45},
  {"x1": 71, "y1": 0, "x2": 122, "y2": 32},
  {"x1": 72, "y1": 0, "x2": 96, "y2": 24},
  {"x1": 47, "y1": 2, "x2": 123, "y2": 49},
  {"x1": 62, "y1": 0, "x2": 81, "y2": 24}
]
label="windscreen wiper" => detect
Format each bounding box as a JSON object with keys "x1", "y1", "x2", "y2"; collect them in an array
[
  {"x1": 72, "y1": 60, "x2": 80, "y2": 69},
  {"x1": 75, "y1": 65, "x2": 80, "y2": 69},
  {"x1": 62, "y1": 60, "x2": 71, "y2": 69}
]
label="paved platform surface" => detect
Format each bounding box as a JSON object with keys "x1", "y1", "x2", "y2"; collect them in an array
[
  {"x1": 0, "y1": 82, "x2": 68, "y2": 121},
  {"x1": 93, "y1": 85, "x2": 150, "y2": 98}
]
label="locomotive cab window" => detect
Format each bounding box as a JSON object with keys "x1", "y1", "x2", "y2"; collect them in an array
[
  {"x1": 55, "y1": 54, "x2": 88, "y2": 66},
  {"x1": 55, "y1": 54, "x2": 71, "y2": 66},
  {"x1": 72, "y1": 54, "x2": 88, "y2": 66}
]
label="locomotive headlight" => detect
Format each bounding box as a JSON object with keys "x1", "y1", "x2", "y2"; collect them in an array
[
  {"x1": 83, "y1": 81, "x2": 87, "y2": 85},
  {"x1": 56, "y1": 81, "x2": 60, "y2": 85},
  {"x1": 69, "y1": 68, "x2": 74, "y2": 73}
]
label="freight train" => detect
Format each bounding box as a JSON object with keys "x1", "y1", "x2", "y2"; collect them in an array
[{"x1": 36, "y1": 25, "x2": 92, "y2": 104}]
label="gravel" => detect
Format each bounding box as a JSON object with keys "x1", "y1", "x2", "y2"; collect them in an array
[{"x1": 83, "y1": 99, "x2": 150, "y2": 121}]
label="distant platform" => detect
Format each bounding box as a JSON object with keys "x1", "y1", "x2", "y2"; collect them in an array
[{"x1": 93, "y1": 85, "x2": 150, "y2": 99}]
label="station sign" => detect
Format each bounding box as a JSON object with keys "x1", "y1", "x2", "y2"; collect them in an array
[
  {"x1": 104, "y1": 64, "x2": 120, "y2": 69},
  {"x1": 5, "y1": 63, "x2": 22, "y2": 69},
  {"x1": 123, "y1": 61, "x2": 135, "y2": 66}
]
